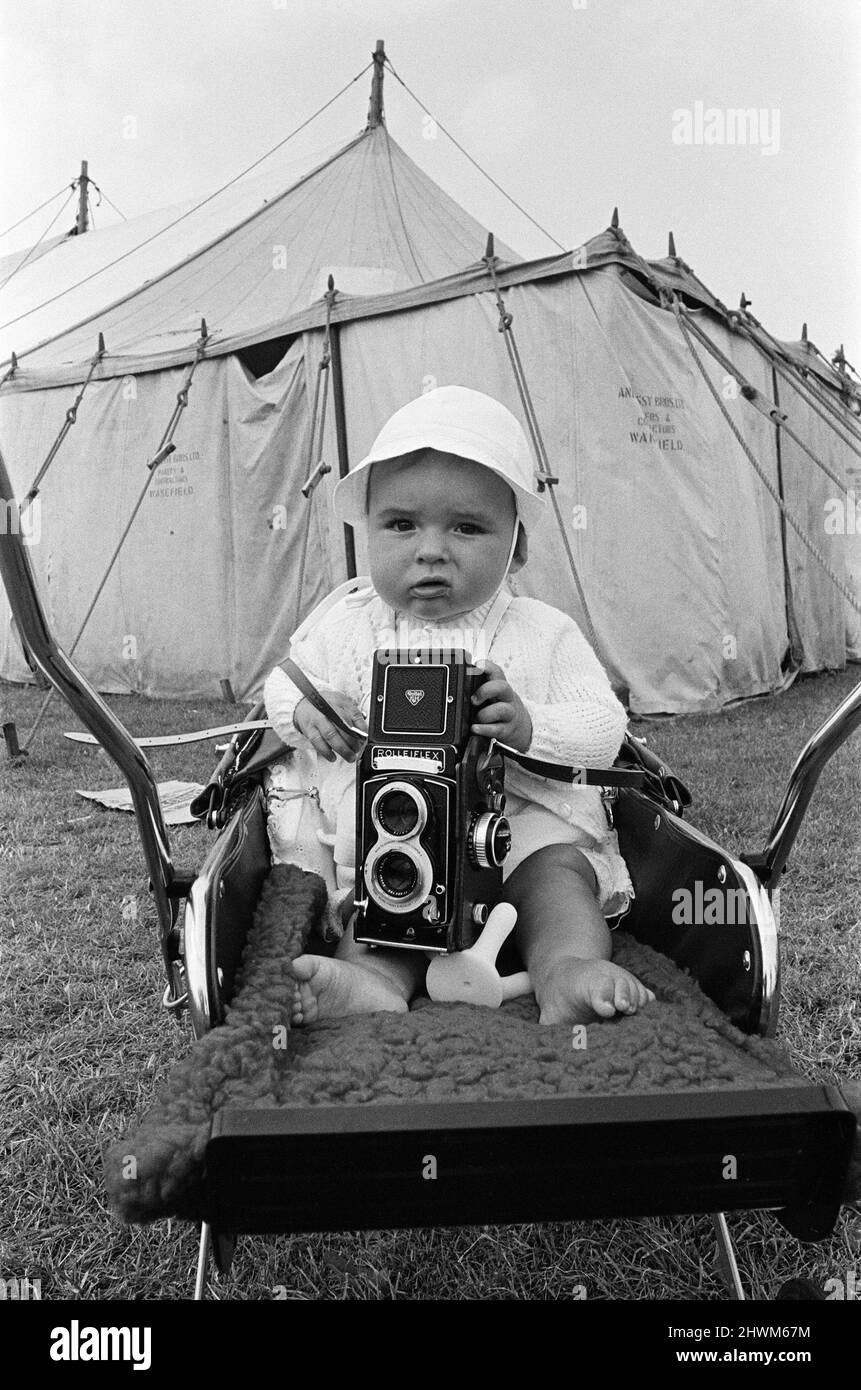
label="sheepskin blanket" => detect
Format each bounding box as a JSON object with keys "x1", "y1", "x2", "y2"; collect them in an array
[{"x1": 105, "y1": 864, "x2": 860, "y2": 1224}]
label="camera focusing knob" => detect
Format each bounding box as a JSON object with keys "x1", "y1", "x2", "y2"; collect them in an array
[{"x1": 468, "y1": 812, "x2": 512, "y2": 868}]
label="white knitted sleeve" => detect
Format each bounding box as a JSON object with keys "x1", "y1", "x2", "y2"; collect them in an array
[
  {"x1": 263, "y1": 609, "x2": 341, "y2": 744},
  {"x1": 519, "y1": 618, "x2": 628, "y2": 769},
  {"x1": 263, "y1": 666, "x2": 306, "y2": 744}
]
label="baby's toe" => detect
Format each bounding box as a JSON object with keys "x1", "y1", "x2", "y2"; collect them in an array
[
  {"x1": 587, "y1": 979, "x2": 617, "y2": 1017},
  {"x1": 613, "y1": 977, "x2": 639, "y2": 1013}
]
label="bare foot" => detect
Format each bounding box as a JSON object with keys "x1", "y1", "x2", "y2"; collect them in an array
[
  {"x1": 536, "y1": 957, "x2": 655, "y2": 1025},
  {"x1": 290, "y1": 954, "x2": 409, "y2": 1025}
]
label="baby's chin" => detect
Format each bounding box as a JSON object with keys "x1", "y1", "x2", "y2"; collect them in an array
[{"x1": 385, "y1": 592, "x2": 487, "y2": 623}]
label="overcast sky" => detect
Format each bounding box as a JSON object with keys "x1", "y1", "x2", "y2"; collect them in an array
[{"x1": 1, "y1": 0, "x2": 858, "y2": 360}]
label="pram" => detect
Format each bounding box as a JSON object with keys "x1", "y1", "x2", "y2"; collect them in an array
[{"x1": 1, "y1": 472, "x2": 858, "y2": 1302}]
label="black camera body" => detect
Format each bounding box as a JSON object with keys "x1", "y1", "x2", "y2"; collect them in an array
[{"x1": 353, "y1": 649, "x2": 511, "y2": 953}]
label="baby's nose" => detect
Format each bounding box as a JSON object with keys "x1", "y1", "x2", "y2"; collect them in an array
[{"x1": 416, "y1": 529, "x2": 449, "y2": 562}]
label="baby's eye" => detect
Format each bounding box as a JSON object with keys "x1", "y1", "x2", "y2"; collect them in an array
[
  {"x1": 455, "y1": 522, "x2": 484, "y2": 535},
  {"x1": 385, "y1": 518, "x2": 414, "y2": 532}
]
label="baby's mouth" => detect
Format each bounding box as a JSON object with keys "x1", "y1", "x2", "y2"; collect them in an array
[{"x1": 410, "y1": 578, "x2": 450, "y2": 597}]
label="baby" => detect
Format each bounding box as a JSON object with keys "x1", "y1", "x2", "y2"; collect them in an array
[{"x1": 265, "y1": 385, "x2": 654, "y2": 1027}]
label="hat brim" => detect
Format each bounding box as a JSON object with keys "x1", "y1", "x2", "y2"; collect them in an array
[{"x1": 332, "y1": 439, "x2": 546, "y2": 534}]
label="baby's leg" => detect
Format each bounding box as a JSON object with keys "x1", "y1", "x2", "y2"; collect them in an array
[
  {"x1": 504, "y1": 843, "x2": 655, "y2": 1026},
  {"x1": 290, "y1": 919, "x2": 426, "y2": 1025}
]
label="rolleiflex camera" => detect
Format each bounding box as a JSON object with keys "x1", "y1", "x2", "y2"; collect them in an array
[{"x1": 353, "y1": 649, "x2": 512, "y2": 953}]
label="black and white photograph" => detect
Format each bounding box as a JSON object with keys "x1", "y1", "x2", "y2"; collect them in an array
[{"x1": 1, "y1": 0, "x2": 859, "y2": 1341}]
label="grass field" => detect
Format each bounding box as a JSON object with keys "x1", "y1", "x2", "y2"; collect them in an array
[{"x1": 1, "y1": 670, "x2": 859, "y2": 1301}]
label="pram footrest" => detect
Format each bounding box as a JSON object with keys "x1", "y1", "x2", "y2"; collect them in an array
[{"x1": 203, "y1": 1085, "x2": 855, "y2": 1241}]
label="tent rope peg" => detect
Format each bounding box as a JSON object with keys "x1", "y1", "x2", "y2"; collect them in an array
[
  {"x1": 147, "y1": 442, "x2": 176, "y2": 473},
  {"x1": 668, "y1": 231, "x2": 677, "y2": 259},
  {"x1": 190, "y1": 318, "x2": 210, "y2": 365},
  {"x1": 300, "y1": 458, "x2": 331, "y2": 499},
  {"x1": 739, "y1": 292, "x2": 752, "y2": 312},
  {"x1": 481, "y1": 234, "x2": 513, "y2": 330},
  {"x1": 739, "y1": 381, "x2": 788, "y2": 425},
  {"x1": 0, "y1": 351, "x2": 19, "y2": 386}
]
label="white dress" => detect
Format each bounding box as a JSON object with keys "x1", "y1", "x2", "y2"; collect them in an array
[{"x1": 264, "y1": 586, "x2": 634, "y2": 918}]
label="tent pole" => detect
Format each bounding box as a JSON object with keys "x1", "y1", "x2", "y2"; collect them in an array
[
  {"x1": 75, "y1": 160, "x2": 89, "y2": 235},
  {"x1": 328, "y1": 306, "x2": 356, "y2": 579},
  {"x1": 769, "y1": 366, "x2": 802, "y2": 668},
  {"x1": 366, "y1": 40, "x2": 386, "y2": 129}
]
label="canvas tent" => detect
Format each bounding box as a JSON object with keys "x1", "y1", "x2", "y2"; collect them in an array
[{"x1": 2, "y1": 51, "x2": 859, "y2": 715}]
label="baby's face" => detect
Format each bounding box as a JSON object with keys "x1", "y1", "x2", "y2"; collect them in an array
[{"x1": 366, "y1": 449, "x2": 516, "y2": 621}]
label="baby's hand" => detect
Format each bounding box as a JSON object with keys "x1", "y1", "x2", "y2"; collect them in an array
[
  {"x1": 293, "y1": 692, "x2": 367, "y2": 763},
  {"x1": 471, "y1": 660, "x2": 532, "y2": 752}
]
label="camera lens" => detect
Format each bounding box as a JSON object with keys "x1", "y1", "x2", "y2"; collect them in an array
[
  {"x1": 376, "y1": 788, "x2": 420, "y2": 837},
  {"x1": 375, "y1": 850, "x2": 418, "y2": 899},
  {"x1": 371, "y1": 781, "x2": 427, "y2": 838}
]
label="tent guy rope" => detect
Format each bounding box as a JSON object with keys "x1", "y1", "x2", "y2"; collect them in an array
[
  {"x1": 673, "y1": 296, "x2": 861, "y2": 622},
  {"x1": 24, "y1": 335, "x2": 106, "y2": 503},
  {"x1": 21, "y1": 321, "x2": 211, "y2": 752},
  {"x1": 0, "y1": 190, "x2": 76, "y2": 294},
  {"x1": 0, "y1": 62, "x2": 374, "y2": 349},
  {"x1": 482, "y1": 233, "x2": 607, "y2": 668},
  {"x1": 735, "y1": 315, "x2": 861, "y2": 454},
  {"x1": 675, "y1": 299, "x2": 860, "y2": 500},
  {"x1": 384, "y1": 57, "x2": 566, "y2": 254},
  {"x1": 0, "y1": 184, "x2": 74, "y2": 242},
  {"x1": 291, "y1": 282, "x2": 336, "y2": 636}
]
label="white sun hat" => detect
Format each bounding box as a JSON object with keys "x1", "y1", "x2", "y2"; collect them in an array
[{"x1": 332, "y1": 385, "x2": 546, "y2": 535}]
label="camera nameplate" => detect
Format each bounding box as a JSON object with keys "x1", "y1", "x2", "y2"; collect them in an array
[{"x1": 371, "y1": 746, "x2": 445, "y2": 775}]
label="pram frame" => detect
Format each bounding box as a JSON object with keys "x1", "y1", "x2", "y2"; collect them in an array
[{"x1": 1, "y1": 454, "x2": 859, "y2": 1301}]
